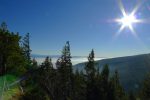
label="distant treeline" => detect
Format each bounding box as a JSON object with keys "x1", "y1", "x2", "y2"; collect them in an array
[{"x1": 0, "y1": 22, "x2": 150, "y2": 100}]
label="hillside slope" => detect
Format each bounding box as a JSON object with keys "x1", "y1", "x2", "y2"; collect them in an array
[{"x1": 74, "y1": 54, "x2": 150, "y2": 92}]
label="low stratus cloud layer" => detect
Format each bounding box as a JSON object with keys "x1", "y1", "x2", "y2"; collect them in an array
[{"x1": 33, "y1": 57, "x2": 102, "y2": 66}]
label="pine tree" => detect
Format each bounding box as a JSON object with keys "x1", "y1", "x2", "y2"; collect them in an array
[
  {"x1": 0, "y1": 22, "x2": 27, "y2": 76},
  {"x1": 31, "y1": 58, "x2": 38, "y2": 70},
  {"x1": 0, "y1": 22, "x2": 7, "y2": 32},
  {"x1": 0, "y1": 22, "x2": 9, "y2": 75},
  {"x1": 85, "y1": 49, "x2": 96, "y2": 81},
  {"x1": 108, "y1": 70, "x2": 126, "y2": 100},
  {"x1": 100, "y1": 64, "x2": 110, "y2": 100},
  {"x1": 22, "y1": 33, "x2": 31, "y2": 66},
  {"x1": 84, "y1": 49, "x2": 100, "y2": 100},
  {"x1": 56, "y1": 41, "x2": 73, "y2": 100},
  {"x1": 72, "y1": 69, "x2": 86, "y2": 100},
  {"x1": 42, "y1": 56, "x2": 53, "y2": 70},
  {"x1": 140, "y1": 74, "x2": 150, "y2": 100}
]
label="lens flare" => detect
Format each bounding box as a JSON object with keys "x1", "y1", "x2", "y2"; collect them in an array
[
  {"x1": 113, "y1": 0, "x2": 145, "y2": 38},
  {"x1": 120, "y1": 15, "x2": 137, "y2": 27}
]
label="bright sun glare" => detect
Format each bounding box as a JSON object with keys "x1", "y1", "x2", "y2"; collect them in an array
[
  {"x1": 115, "y1": 13, "x2": 140, "y2": 37},
  {"x1": 120, "y1": 15, "x2": 137, "y2": 27},
  {"x1": 113, "y1": 0, "x2": 145, "y2": 38}
]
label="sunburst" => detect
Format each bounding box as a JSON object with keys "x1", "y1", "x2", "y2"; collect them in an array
[{"x1": 114, "y1": 0, "x2": 143, "y2": 37}]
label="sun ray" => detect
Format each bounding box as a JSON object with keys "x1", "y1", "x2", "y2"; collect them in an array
[
  {"x1": 118, "y1": 0, "x2": 126, "y2": 16},
  {"x1": 130, "y1": 0, "x2": 142, "y2": 16},
  {"x1": 128, "y1": 24, "x2": 139, "y2": 39},
  {"x1": 118, "y1": 25, "x2": 125, "y2": 34},
  {"x1": 115, "y1": 25, "x2": 125, "y2": 37}
]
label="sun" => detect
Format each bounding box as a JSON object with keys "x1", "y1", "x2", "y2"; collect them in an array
[
  {"x1": 119, "y1": 15, "x2": 137, "y2": 27},
  {"x1": 115, "y1": 14, "x2": 140, "y2": 33},
  {"x1": 115, "y1": 13, "x2": 140, "y2": 37},
  {"x1": 113, "y1": 0, "x2": 145, "y2": 38}
]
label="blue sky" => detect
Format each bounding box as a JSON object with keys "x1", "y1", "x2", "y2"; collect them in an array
[{"x1": 1, "y1": 0, "x2": 150, "y2": 57}]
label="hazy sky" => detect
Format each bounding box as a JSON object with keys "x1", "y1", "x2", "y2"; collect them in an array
[{"x1": 1, "y1": 0, "x2": 150, "y2": 57}]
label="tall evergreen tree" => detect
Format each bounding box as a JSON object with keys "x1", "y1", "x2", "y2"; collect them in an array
[
  {"x1": 100, "y1": 64, "x2": 110, "y2": 100},
  {"x1": 22, "y1": 33, "x2": 31, "y2": 65},
  {"x1": 0, "y1": 22, "x2": 27, "y2": 76},
  {"x1": 85, "y1": 49, "x2": 96, "y2": 81},
  {"x1": 56, "y1": 41, "x2": 73, "y2": 100},
  {"x1": 72, "y1": 69, "x2": 86, "y2": 100},
  {"x1": 0, "y1": 22, "x2": 8, "y2": 75},
  {"x1": 85, "y1": 49, "x2": 100, "y2": 100},
  {"x1": 108, "y1": 70, "x2": 126, "y2": 100}
]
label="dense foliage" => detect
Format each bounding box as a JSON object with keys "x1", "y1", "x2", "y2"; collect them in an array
[{"x1": 0, "y1": 22, "x2": 29, "y2": 76}]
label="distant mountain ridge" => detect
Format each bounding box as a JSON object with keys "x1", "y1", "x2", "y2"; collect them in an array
[{"x1": 74, "y1": 53, "x2": 150, "y2": 92}]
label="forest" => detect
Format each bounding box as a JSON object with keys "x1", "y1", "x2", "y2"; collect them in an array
[{"x1": 0, "y1": 22, "x2": 150, "y2": 100}]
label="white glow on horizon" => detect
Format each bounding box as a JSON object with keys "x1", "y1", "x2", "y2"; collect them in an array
[{"x1": 33, "y1": 57, "x2": 103, "y2": 66}]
